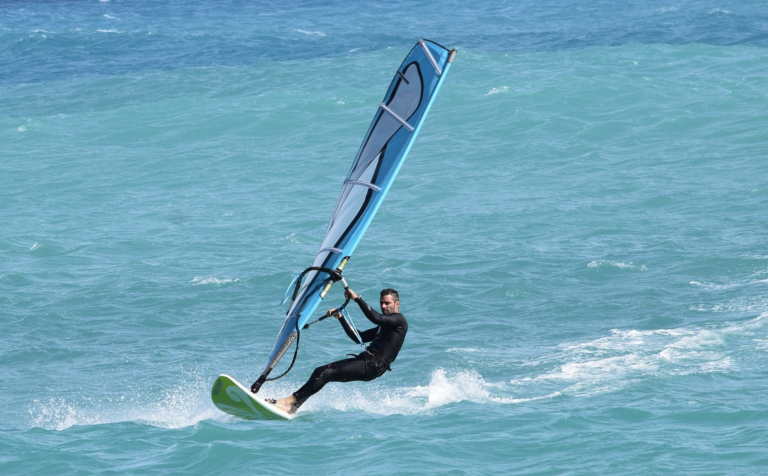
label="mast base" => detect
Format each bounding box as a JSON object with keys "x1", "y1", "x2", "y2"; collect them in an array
[{"x1": 250, "y1": 375, "x2": 267, "y2": 394}]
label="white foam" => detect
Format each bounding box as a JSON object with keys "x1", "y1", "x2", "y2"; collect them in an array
[
  {"x1": 690, "y1": 269, "x2": 768, "y2": 292},
  {"x1": 28, "y1": 370, "x2": 220, "y2": 431},
  {"x1": 755, "y1": 338, "x2": 768, "y2": 350},
  {"x1": 563, "y1": 328, "x2": 689, "y2": 353},
  {"x1": 545, "y1": 354, "x2": 654, "y2": 387},
  {"x1": 721, "y1": 312, "x2": 768, "y2": 333},
  {"x1": 690, "y1": 280, "x2": 739, "y2": 290},
  {"x1": 294, "y1": 368, "x2": 557, "y2": 417},
  {"x1": 419, "y1": 368, "x2": 490, "y2": 407},
  {"x1": 690, "y1": 297, "x2": 768, "y2": 314},
  {"x1": 511, "y1": 319, "x2": 758, "y2": 397},
  {"x1": 189, "y1": 276, "x2": 240, "y2": 285},
  {"x1": 297, "y1": 29, "x2": 325, "y2": 37},
  {"x1": 588, "y1": 260, "x2": 647, "y2": 270},
  {"x1": 485, "y1": 86, "x2": 508, "y2": 95},
  {"x1": 658, "y1": 330, "x2": 725, "y2": 361},
  {"x1": 284, "y1": 232, "x2": 311, "y2": 244}
]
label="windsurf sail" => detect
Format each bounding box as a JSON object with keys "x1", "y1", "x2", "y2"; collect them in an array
[{"x1": 251, "y1": 39, "x2": 456, "y2": 393}]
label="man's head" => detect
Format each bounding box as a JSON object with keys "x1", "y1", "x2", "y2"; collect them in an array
[{"x1": 379, "y1": 288, "x2": 400, "y2": 315}]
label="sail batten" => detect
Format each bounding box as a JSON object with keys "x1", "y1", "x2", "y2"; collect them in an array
[
  {"x1": 419, "y1": 39, "x2": 442, "y2": 75},
  {"x1": 319, "y1": 247, "x2": 343, "y2": 255},
  {"x1": 253, "y1": 40, "x2": 456, "y2": 391},
  {"x1": 344, "y1": 179, "x2": 382, "y2": 192},
  {"x1": 379, "y1": 103, "x2": 415, "y2": 131}
]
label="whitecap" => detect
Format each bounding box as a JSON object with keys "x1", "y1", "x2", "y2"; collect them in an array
[
  {"x1": 297, "y1": 29, "x2": 326, "y2": 37},
  {"x1": 517, "y1": 322, "x2": 743, "y2": 397},
  {"x1": 755, "y1": 338, "x2": 768, "y2": 350},
  {"x1": 658, "y1": 330, "x2": 725, "y2": 361},
  {"x1": 189, "y1": 276, "x2": 240, "y2": 286},
  {"x1": 588, "y1": 260, "x2": 646, "y2": 270},
  {"x1": 689, "y1": 280, "x2": 739, "y2": 290},
  {"x1": 284, "y1": 232, "x2": 315, "y2": 245},
  {"x1": 692, "y1": 295, "x2": 768, "y2": 314},
  {"x1": 485, "y1": 86, "x2": 508, "y2": 96}
]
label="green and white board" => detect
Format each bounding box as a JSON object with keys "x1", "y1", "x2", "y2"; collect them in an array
[{"x1": 211, "y1": 374, "x2": 294, "y2": 421}]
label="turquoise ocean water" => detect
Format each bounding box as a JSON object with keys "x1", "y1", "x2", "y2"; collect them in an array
[{"x1": 3, "y1": 1, "x2": 768, "y2": 474}]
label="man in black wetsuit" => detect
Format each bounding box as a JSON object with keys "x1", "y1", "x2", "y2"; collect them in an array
[{"x1": 270, "y1": 287, "x2": 408, "y2": 414}]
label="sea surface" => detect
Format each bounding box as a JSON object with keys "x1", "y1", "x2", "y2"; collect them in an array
[{"x1": 2, "y1": 1, "x2": 768, "y2": 474}]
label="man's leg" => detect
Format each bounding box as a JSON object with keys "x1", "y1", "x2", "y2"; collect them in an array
[{"x1": 274, "y1": 356, "x2": 368, "y2": 413}]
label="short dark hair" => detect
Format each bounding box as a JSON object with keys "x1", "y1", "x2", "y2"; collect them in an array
[{"x1": 380, "y1": 288, "x2": 399, "y2": 301}]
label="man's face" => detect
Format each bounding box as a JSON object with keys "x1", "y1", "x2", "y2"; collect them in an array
[{"x1": 380, "y1": 294, "x2": 400, "y2": 315}]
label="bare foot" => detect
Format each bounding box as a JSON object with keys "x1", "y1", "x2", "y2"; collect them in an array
[{"x1": 271, "y1": 395, "x2": 297, "y2": 414}]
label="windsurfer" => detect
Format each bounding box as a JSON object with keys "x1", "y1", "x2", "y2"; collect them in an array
[{"x1": 269, "y1": 287, "x2": 408, "y2": 414}]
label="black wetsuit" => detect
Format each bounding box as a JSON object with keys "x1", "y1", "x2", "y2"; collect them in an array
[{"x1": 292, "y1": 297, "x2": 408, "y2": 409}]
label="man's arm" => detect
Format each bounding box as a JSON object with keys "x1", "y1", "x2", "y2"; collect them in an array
[
  {"x1": 329, "y1": 305, "x2": 377, "y2": 344},
  {"x1": 337, "y1": 315, "x2": 377, "y2": 344},
  {"x1": 345, "y1": 287, "x2": 400, "y2": 326},
  {"x1": 355, "y1": 297, "x2": 404, "y2": 327}
]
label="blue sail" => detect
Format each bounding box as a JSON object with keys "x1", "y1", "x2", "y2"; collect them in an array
[{"x1": 253, "y1": 40, "x2": 456, "y2": 390}]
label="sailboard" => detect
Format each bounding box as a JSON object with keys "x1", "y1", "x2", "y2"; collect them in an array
[
  {"x1": 240, "y1": 39, "x2": 457, "y2": 402},
  {"x1": 211, "y1": 374, "x2": 294, "y2": 420}
]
